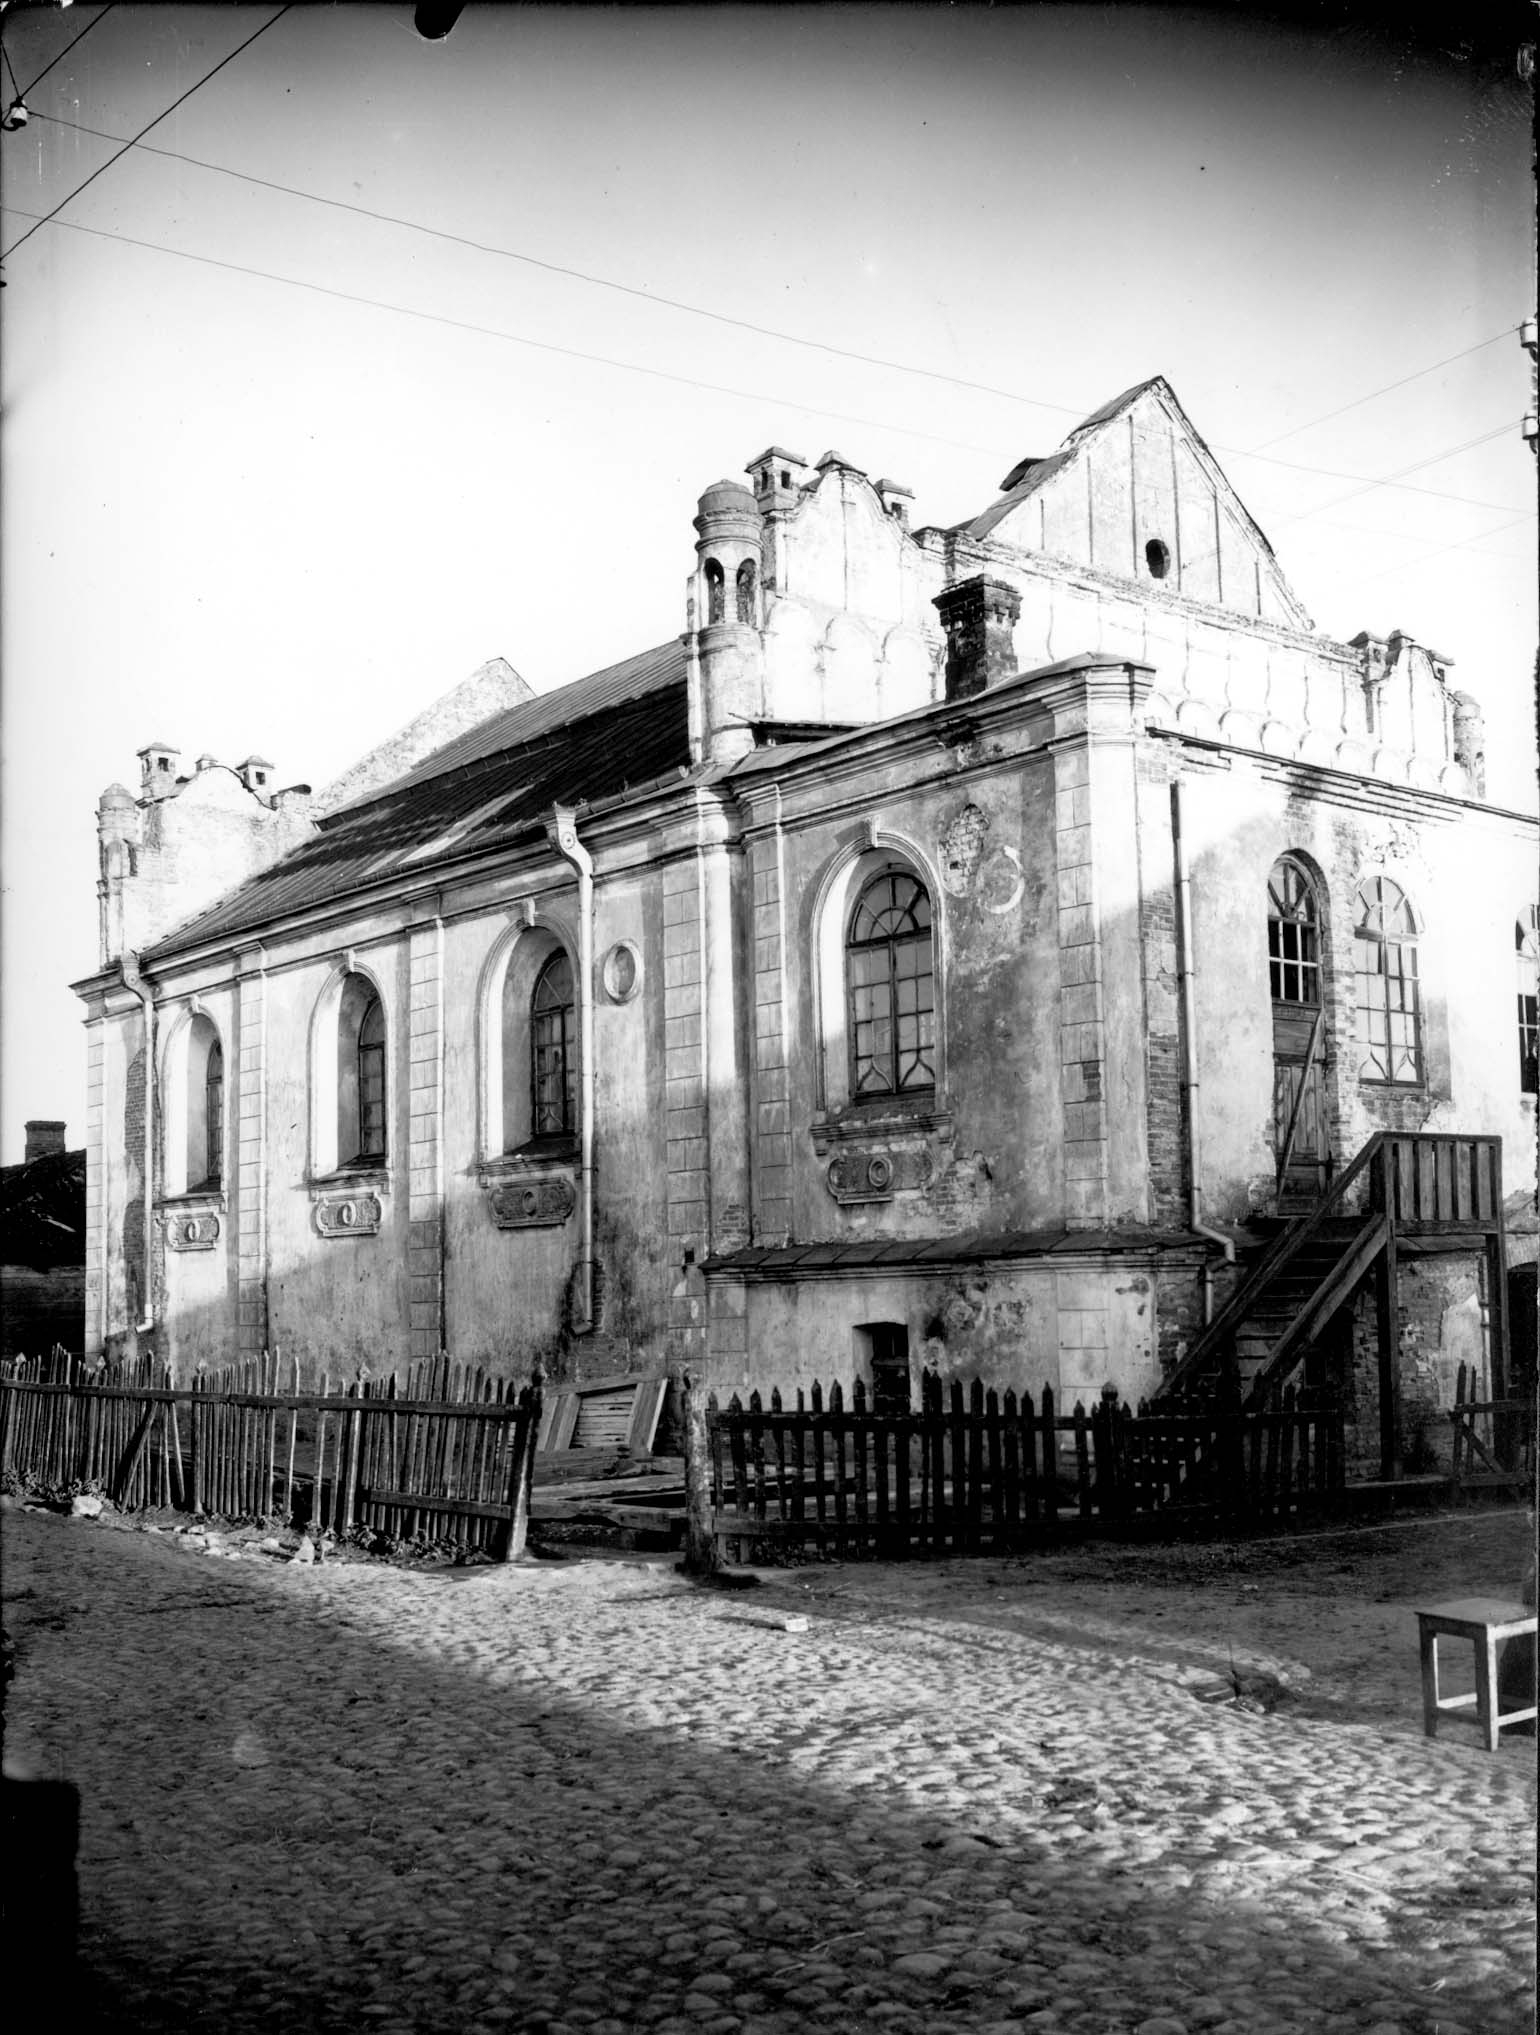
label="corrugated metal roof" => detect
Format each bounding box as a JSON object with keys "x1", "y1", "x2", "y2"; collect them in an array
[
  {"x1": 358, "y1": 638, "x2": 689, "y2": 803},
  {"x1": 145, "y1": 647, "x2": 691, "y2": 960}
]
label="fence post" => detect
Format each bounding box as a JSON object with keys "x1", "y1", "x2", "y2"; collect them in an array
[
  {"x1": 679, "y1": 1368, "x2": 720, "y2": 1575},
  {"x1": 501, "y1": 1366, "x2": 543, "y2": 1562}
]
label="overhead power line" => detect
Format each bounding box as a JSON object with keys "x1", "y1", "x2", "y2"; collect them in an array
[
  {"x1": 1246, "y1": 329, "x2": 1519, "y2": 453},
  {"x1": 4, "y1": 201, "x2": 1531, "y2": 531},
  {"x1": 1, "y1": 5, "x2": 290, "y2": 261},
  {"x1": 14, "y1": 3, "x2": 117, "y2": 100},
  {"x1": 20, "y1": 105, "x2": 1527, "y2": 508}
]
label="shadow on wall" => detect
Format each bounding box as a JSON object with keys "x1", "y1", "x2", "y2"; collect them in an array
[{"x1": 8, "y1": 1522, "x2": 1530, "y2": 2035}]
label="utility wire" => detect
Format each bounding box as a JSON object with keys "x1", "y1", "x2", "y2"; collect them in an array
[
  {"x1": 9, "y1": 103, "x2": 1529, "y2": 516},
  {"x1": 1, "y1": 40, "x2": 22, "y2": 102},
  {"x1": 1, "y1": 5, "x2": 290, "y2": 261},
  {"x1": 7, "y1": 200, "x2": 1530, "y2": 531},
  {"x1": 1350, "y1": 509, "x2": 1539, "y2": 589},
  {"x1": 13, "y1": 2, "x2": 117, "y2": 100},
  {"x1": 0, "y1": 207, "x2": 1012, "y2": 460},
  {"x1": 1246, "y1": 329, "x2": 1520, "y2": 453},
  {"x1": 22, "y1": 108, "x2": 1091, "y2": 431}
]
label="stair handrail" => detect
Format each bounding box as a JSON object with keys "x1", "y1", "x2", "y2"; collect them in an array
[
  {"x1": 1157, "y1": 1131, "x2": 1388, "y2": 1401},
  {"x1": 1241, "y1": 1208, "x2": 1391, "y2": 1410}
]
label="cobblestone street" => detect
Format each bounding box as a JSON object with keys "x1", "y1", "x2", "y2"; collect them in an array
[{"x1": 3, "y1": 1504, "x2": 1534, "y2": 2035}]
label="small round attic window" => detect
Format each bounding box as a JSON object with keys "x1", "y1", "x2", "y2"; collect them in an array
[
  {"x1": 1145, "y1": 538, "x2": 1171, "y2": 580},
  {"x1": 601, "y1": 941, "x2": 641, "y2": 1004}
]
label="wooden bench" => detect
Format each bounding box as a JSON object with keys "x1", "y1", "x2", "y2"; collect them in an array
[{"x1": 1415, "y1": 1597, "x2": 1538, "y2": 1752}]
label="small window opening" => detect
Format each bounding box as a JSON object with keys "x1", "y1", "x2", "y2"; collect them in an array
[
  {"x1": 735, "y1": 558, "x2": 756, "y2": 624},
  {"x1": 704, "y1": 557, "x2": 725, "y2": 626},
  {"x1": 780, "y1": 469, "x2": 791, "y2": 488},
  {"x1": 255, "y1": 771, "x2": 267, "y2": 787},
  {"x1": 1145, "y1": 538, "x2": 1171, "y2": 580},
  {"x1": 158, "y1": 756, "x2": 170, "y2": 771},
  {"x1": 1517, "y1": 909, "x2": 1539, "y2": 1096}
]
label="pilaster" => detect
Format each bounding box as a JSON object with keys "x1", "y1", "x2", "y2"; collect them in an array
[
  {"x1": 407, "y1": 911, "x2": 445, "y2": 1360},
  {"x1": 234, "y1": 949, "x2": 268, "y2": 1356}
]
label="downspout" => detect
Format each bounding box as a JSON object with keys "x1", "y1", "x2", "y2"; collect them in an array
[
  {"x1": 1170, "y1": 782, "x2": 1234, "y2": 1324},
  {"x1": 546, "y1": 806, "x2": 596, "y2": 1334},
  {"x1": 120, "y1": 950, "x2": 158, "y2": 1336}
]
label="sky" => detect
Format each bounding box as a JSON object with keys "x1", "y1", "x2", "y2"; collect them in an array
[{"x1": 1, "y1": 1, "x2": 1535, "y2": 1164}]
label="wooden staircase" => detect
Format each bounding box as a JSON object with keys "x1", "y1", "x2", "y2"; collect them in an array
[{"x1": 1157, "y1": 1134, "x2": 1510, "y2": 1471}]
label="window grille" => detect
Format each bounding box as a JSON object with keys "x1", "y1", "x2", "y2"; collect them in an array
[
  {"x1": 1518, "y1": 908, "x2": 1539, "y2": 1096},
  {"x1": 531, "y1": 953, "x2": 576, "y2": 1137},
  {"x1": 846, "y1": 871, "x2": 935, "y2": 1099},
  {"x1": 1354, "y1": 877, "x2": 1422, "y2": 1084},
  {"x1": 1267, "y1": 858, "x2": 1320, "y2": 1005}
]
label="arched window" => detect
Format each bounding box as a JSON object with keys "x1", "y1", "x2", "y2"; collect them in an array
[
  {"x1": 735, "y1": 558, "x2": 757, "y2": 624},
  {"x1": 175, "y1": 1012, "x2": 224, "y2": 1194},
  {"x1": 202, "y1": 1040, "x2": 224, "y2": 1187},
  {"x1": 1267, "y1": 857, "x2": 1320, "y2": 1005},
  {"x1": 531, "y1": 952, "x2": 576, "y2": 1138},
  {"x1": 337, "y1": 973, "x2": 387, "y2": 1166},
  {"x1": 846, "y1": 870, "x2": 935, "y2": 1098},
  {"x1": 704, "y1": 558, "x2": 725, "y2": 626},
  {"x1": 1517, "y1": 908, "x2": 1539, "y2": 1096},
  {"x1": 1354, "y1": 878, "x2": 1422, "y2": 1084}
]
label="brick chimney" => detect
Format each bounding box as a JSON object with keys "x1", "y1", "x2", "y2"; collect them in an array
[
  {"x1": 24, "y1": 1120, "x2": 67, "y2": 1162},
  {"x1": 933, "y1": 576, "x2": 1022, "y2": 701}
]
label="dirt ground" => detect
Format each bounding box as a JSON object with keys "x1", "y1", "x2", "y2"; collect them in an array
[{"x1": 740, "y1": 1504, "x2": 1539, "y2": 1738}]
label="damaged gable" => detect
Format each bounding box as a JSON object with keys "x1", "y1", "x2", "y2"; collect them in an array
[{"x1": 966, "y1": 378, "x2": 1313, "y2": 632}]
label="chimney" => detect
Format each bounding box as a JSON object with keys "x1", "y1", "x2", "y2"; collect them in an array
[
  {"x1": 933, "y1": 576, "x2": 1022, "y2": 701},
  {"x1": 747, "y1": 446, "x2": 807, "y2": 515},
  {"x1": 237, "y1": 755, "x2": 276, "y2": 799},
  {"x1": 137, "y1": 740, "x2": 181, "y2": 800},
  {"x1": 24, "y1": 1120, "x2": 67, "y2": 1163},
  {"x1": 875, "y1": 478, "x2": 914, "y2": 529}
]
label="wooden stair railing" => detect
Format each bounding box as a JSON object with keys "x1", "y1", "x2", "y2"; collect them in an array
[
  {"x1": 1240, "y1": 1212, "x2": 1390, "y2": 1408},
  {"x1": 1157, "y1": 1133, "x2": 1388, "y2": 1404}
]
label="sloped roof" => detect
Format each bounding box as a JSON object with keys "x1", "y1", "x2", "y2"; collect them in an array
[
  {"x1": 964, "y1": 378, "x2": 1162, "y2": 542},
  {"x1": 145, "y1": 640, "x2": 690, "y2": 959},
  {"x1": 703, "y1": 1225, "x2": 1203, "y2": 1276},
  {"x1": 0, "y1": 1146, "x2": 86, "y2": 1271}
]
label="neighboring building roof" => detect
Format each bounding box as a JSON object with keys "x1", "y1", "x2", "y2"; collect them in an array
[
  {"x1": 0, "y1": 1146, "x2": 86, "y2": 1271},
  {"x1": 145, "y1": 639, "x2": 690, "y2": 959}
]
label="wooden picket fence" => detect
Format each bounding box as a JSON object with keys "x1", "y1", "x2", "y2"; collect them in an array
[
  {"x1": 1448, "y1": 1359, "x2": 1535, "y2": 1502},
  {"x1": 0, "y1": 1348, "x2": 543, "y2": 1559},
  {"x1": 706, "y1": 1368, "x2": 1345, "y2": 1560}
]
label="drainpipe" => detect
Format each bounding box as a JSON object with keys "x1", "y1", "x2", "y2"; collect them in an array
[
  {"x1": 546, "y1": 806, "x2": 596, "y2": 1334},
  {"x1": 120, "y1": 950, "x2": 158, "y2": 1336},
  {"x1": 1170, "y1": 782, "x2": 1235, "y2": 1323}
]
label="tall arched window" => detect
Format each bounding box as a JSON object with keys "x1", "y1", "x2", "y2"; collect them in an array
[
  {"x1": 1354, "y1": 878, "x2": 1422, "y2": 1085},
  {"x1": 1517, "y1": 907, "x2": 1539, "y2": 1096},
  {"x1": 704, "y1": 558, "x2": 725, "y2": 626},
  {"x1": 531, "y1": 952, "x2": 576, "y2": 1138},
  {"x1": 203, "y1": 1040, "x2": 224, "y2": 1187},
  {"x1": 178, "y1": 1012, "x2": 224, "y2": 1193},
  {"x1": 1267, "y1": 857, "x2": 1320, "y2": 1005},
  {"x1": 337, "y1": 973, "x2": 388, "y2": 1166},
  {"x1": 846, "y1": 870, "x2": 935, "y2": 1098},
  {"x1": 735, "y1": 558, "x2": 757, "y2": 624}
]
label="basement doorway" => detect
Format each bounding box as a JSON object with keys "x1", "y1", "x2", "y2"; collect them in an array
[{"x1": 855, "y1": 1322, "x2": 912, "y2": 1414}]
